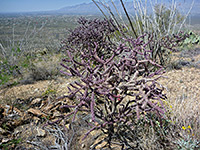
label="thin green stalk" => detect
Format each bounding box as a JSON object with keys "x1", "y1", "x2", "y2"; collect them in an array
[
  {"x1": 92, "y1": 0, "x2": 109, "y2": 20},
  {"x1": 120, "y1": 0, "x2": 138, "y2": 38}
]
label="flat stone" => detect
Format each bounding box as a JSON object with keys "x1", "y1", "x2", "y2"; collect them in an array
[
  {"x1": 33, "y1": 116, "x2": 40, "y2": 124},
  {"x1": 27, "y1": 108, "x2": 46, "y2": 117},
  {"x1": 34, "y1": 88, "x2": 39, "y2": 92},
  {"x1": 0, "y1": 127, "x2": 7, "y2": 135},
  {"x1": 65, "y1": 124, "x2": 70, "y2": 130},
  {"x1": 1, "y1": 138, "x2": 11, "y2": 143},
  {"x1": 31, "y1": 98, "x2": 42, "y2": 105},
  {"x1": 52, "y1": 110, "x2": 61, "y2": 118},
  {"x1": 81, "y1": 144, "x2": 85, "y2": 148},
  {"x1": 94, "y1": 141, "x2": 107, "y2": 149},
  {"x1": 36, "y1": 127, "x2": 46, "y2": 137}
]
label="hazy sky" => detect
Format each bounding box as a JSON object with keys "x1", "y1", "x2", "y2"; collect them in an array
[
  {"x1": 0, "y1": 0, "x2": 198, "y2": 13},
  {"x1": 0, "y1": 0, "x2": 92, "y2": 13}
]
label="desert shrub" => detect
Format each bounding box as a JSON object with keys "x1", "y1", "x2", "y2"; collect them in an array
[
  {"x1": 153, "y1": 4, "x2": 184, "y2": 35},
  {"x1": 0, "y1": 18, "x2": 61, "y2": 86},
  {"x1": 60, "y1": 31, "x2": 170, "y2": 148},
  {"x1": 0, "y1": 42, "x2": 62, "y2": 86},
  {"x1": 21, "y1": 54, "x2": 61, "y2": 83},
  {"x1": 0, "y1": 47, "x2": 25, "y2": 86},
  {"x1": 0, "y1": 60, "x2": 15, "y2": 85}
]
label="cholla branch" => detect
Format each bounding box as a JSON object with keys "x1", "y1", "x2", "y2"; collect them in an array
[{"x1": 61, "y1": 33, "x2": 167, "y2": 141}]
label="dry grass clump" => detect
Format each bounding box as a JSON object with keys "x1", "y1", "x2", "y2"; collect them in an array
[
  {"x1": 170, "y1": 94, "x2": 200, "y2": 138},
  {"x1": 166, "y1": 93, "x2": 200, "y2": 149},
  {"x1": 21, "y1": 54, "x2": 62, "y2": 84},
  {"x1": 159, "y1": 67, "x2": 200, "y2": 148}
]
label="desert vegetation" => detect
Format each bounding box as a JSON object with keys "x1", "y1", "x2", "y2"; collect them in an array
[{"x1": 0, "y1": 0, "x2": 200, "y2": 150}]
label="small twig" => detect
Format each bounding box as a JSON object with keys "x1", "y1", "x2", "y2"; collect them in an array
[{"x1": 27, "y1": 140, "x2": 49, "y2": 150}]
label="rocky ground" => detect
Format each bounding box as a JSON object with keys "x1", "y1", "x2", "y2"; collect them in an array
[{"x1": 0, "y1": 47, "x2": 200, "y2": 149}]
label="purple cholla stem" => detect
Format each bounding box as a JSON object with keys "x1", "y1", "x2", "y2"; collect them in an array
[
  {"x1": 91, "y1": 91, "x2": 96, "y2": 122},
  {"x1": 72, "y1": 109, "x2": 78, "y2": 122},
  {"x1": 60, "y1": 70, "x2": 72, "y2": 77},
  {"x1": 60, "y1": 105, "x2": 76, "y2": 108}
]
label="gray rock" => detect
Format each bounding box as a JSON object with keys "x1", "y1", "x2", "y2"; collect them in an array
[
  {"x1": 31, "y1": 98, "x2": 42, "y2": 105},
  {"x1": 0, "y1": 127, "x2": 7, "y2": 135},
  {"x1": 36, "y1": 127, "x2": 46, "y2": 137}
]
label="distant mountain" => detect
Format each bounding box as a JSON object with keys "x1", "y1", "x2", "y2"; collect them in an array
[
  {"x1": 57, "y1": 2, "x2": 99, "y2": 15},
  {"x1": 55, "y1": 0, "x2": 200, "y2": 16},
  {"x1": 55, "y1": 1, "x2": 139, "y2": 15},
  {"x1": 0, "y1": 0, "x2": 199, "y2": 16}
]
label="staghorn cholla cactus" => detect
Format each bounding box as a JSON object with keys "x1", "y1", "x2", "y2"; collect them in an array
[
  {"x1": 62, "y1": 17, "x2": 118, "y2": 59},
  {"x1": 60, "y1": 32, "x2": 167, "y2": 147}
]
